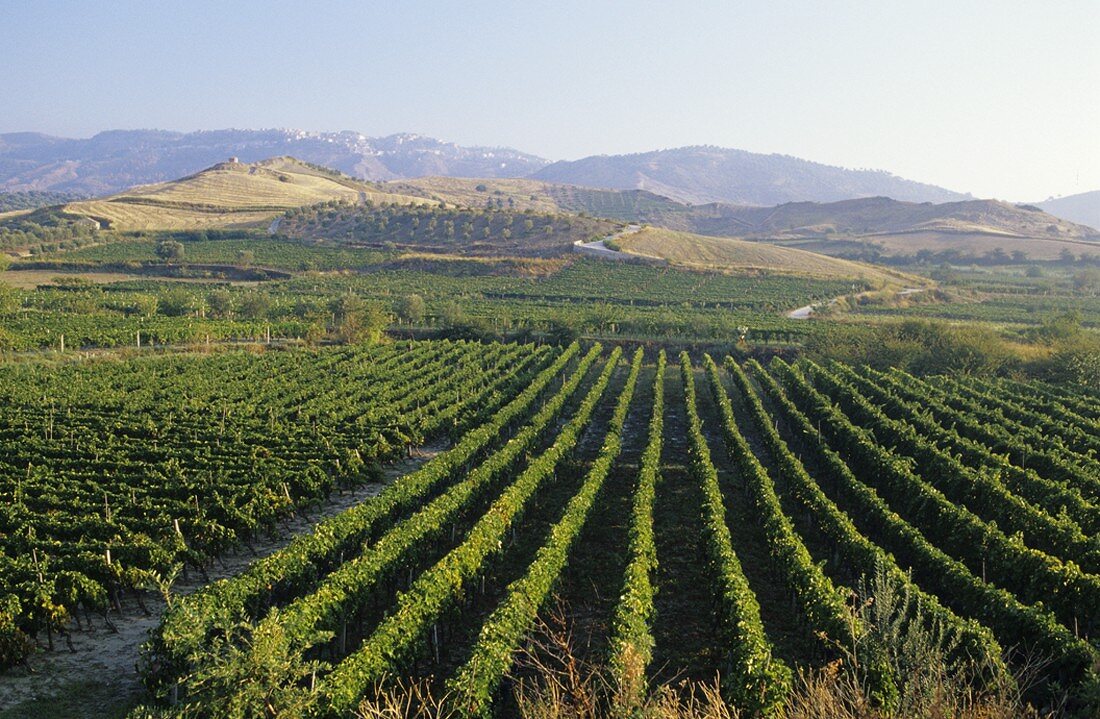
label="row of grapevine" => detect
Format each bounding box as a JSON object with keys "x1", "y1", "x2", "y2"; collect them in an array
[
  {"x1": 163, "y1": 343, "x2": 607, "y2": 706},
  {"x1": 931, "y1": 375, "x2": 1100, "y2": 459},
  {"x1": 320, "y1": 347, "x2": 622, "y2": 715},
  {"x1": 2, "y1": 340, "x2": 539, "y2": 668},
  {"x1": 701, "y1": 356, "x2": 851, "y2": 652},
  {"x1": 871, "y1": 367, "x2": 1100, "y2": 501},
  {"x1": 794, "y1": 360, "x2": 1100, "y2": 636},
  {"x1": 806, "y1": 361, "x2": 1100, "y2": 573},
  {"x1": 838, "y1": 364, "x2": 1100, "y2": 535},
  {"x1": 732, "y1": 358, "x2": 1005, "y2": 676},
  {"x1": 679, "y1": 352, "x2": 791, "y2": 716},
  {"x1": 771, "y1": 359, "x2": 1096, "y2": 680},
  {"x1": 989, "y1": 376, "x2": 1100, "y2": 422},
  {"x1": 970, "y1": 376, "x2": 1100, "y2": 435},
  {"x1": 149, "y1": 343, "x2": 580, "y2": 688},
  {"x1": 447, "y1": 348, "x2": 645, "y2": 716},
  {"x1": 608, "y1": 351, "x2": 666, "y2": 695}
]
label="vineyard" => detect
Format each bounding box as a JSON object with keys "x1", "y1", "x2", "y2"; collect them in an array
[
  {"x1": 3, "y1": 340, "x2": 1095, "y2": 716},
  {"x1": 0, "y1": 256, "x2": 850, "y2": 352}
]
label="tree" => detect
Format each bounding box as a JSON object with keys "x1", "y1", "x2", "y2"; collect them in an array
[
  {"x1": 155, "y1": 239, "x2": 185, "y2": 264},
  {"x1": 439, "y1": 301, "x2": 465, "y2": 328},
  {"x1": 329, "y1": 294, "x2": 388, "y2": 344},
  {"x1": 207, "y1": 289, "x2": 234, "y2": 319},
  {"x1": 1031, "y1": 311, "x2": 1082, "y2": 345},
  {"x1": 1073, "y1": 268, "x2": 1100, "y2": 294},
  {"x1": 129, "y1": 293, "x2": 158, "y2": 318},
  {"x1": 236, "y1": 249, "x2": 255, "y2": 266},
  {"x1": 394, "y1": 294, "x2": 425, "y2": 325},
  {"x1": 158, "y1": 287, "x2": 199, "y2": 317},
  {"x1": 1044, "y1": 334, "x2": 1100, "y2": 388},
  {"x1": 237, "y1": 292, "x2": 272, "y2": 319}
]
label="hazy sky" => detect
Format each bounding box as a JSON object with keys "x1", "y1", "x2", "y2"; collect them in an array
[{"x1": 4, "y1": 1, "x2": 1097, "y2": 201}]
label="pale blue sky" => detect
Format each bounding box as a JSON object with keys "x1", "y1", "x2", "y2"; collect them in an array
[{"x1": 3, "y1": 1, "x2": 1097, "y2": 201}]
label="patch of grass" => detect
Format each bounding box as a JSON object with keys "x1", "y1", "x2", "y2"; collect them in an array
[{"x1": 0, "y1": 680, "x2": 142, "y2": 719}]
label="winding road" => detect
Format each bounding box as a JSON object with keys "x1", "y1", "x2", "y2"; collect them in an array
[
  {"x1": 787, "y1": 287, "x2": 929, "y2": 319},
  {"x1": 573, "y1": 224, "x2": 642, "y2": 259}
]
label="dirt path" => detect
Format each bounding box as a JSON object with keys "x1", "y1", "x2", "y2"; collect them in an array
[
  {"x1": 572, "y1": 224, "x2": 643, "y2": 260},
  {"x1": 787, "y1": 286, "x2": 928, "y2": 319},
  {"x1": 0, "y1": 445, "x2": 444, "y2": 713}
]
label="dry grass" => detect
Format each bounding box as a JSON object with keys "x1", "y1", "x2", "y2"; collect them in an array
[
  {"x1": 61, "y1": 201, "x2": 278, "y2": 230},
  {"x1": 385, "y1": 177, "x2": 566, "y2": 213},
  {"x1": 353, "y1": 576, "x2": 1074, "y2": 719},
  {"x1": 615, "y1": 227, "x2": 912, "y2": 284},
  {"x1": 62, "y1": 158, "x2": 432, "y2": 231}
]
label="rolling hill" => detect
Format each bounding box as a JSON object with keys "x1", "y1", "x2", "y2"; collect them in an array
[
  {"x1": 531, "y1": 146, "x2": 970, "y2": 205},
  {"x1": 276, "y1": 200, "x2": 618, "y2": 257},
  {"x1": 0, "y1": 129, "x2": 549, "y2": 195},
  {"x1": 1037, "y1": 191, "x2": 1100, "y2": 231},
  {"x1": 386, "y1": 176, "x2": 697, "y2": 221},
  {"x1": 2, "y1": 130, "x2": 976, "y2": 208},
  {"x1": 392, "y1": 177, "x2": 1100, "y2": 261},
  {"x1": 611, "y1": 226, "x2": 912, "y2": 283},
  {"x1": 59, "y1": 157, "x2": 433, "y2": 230},
  {"x1": 16, "y1": 155, "x2": 1095, "y2": 264}
]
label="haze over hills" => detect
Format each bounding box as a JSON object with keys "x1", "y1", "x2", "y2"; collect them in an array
[
  {"x1": 392, "y1": 176, "x2": 1099, "y2": 259},
  {"x1": 1037, "y1": 191, "x2": 1100, "y2": 232},
  {"x1": 13, "y1": 154, "x2": 1090, "y2": 265},
  {"x1": 0, "y1": 129, "x2": 549, "y2": 196},
  {"x1": 1, "y1": 129, "x2": 978, "y2": 209},
  {"x1": 530, "y1": 146, "x2": 971, "y2": 206}
]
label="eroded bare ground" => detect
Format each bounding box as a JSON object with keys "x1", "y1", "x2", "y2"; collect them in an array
[{"x1": 0, "y1": 445, "x2": 444, "y2": 715}]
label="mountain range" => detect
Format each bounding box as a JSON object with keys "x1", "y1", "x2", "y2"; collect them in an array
[
  {"x1": 530, "y1": 146, "x2": 971, "y2": 206},
  {"x1": 0, "y1": 129, "x2": 548, "y2": 196},
  {"x1": 6, "y1": 153, "x2": 1087, "y2": 266},
  {"x1": 1036, "y1": 191, "x2": 1100, "y2": 231},
  {"x1": 0, "y1": 128, "x2": 972, "y2": 208}
]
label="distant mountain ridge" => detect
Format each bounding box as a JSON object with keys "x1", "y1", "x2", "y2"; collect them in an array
[
  {"x1": 0, "y1": 129, "x2": 550, "y2": 195},
  {"x1": 1, "y1": 129, "x2": 974, "y2": 207},
  {"x1": 532, "y1": 146, "x2": 970, "y2": 206},
  {"x1": 1037, "y1": 191, "x2": 1100, "y2": 232}
]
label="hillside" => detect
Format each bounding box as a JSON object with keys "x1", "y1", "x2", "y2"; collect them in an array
[
  {"x1": 724, "y1": 197, "x2": 1100, "y2": 262},
  {"x1": 59, "y1": 157, "x2": 433, "y2": 230},
  {"x1": 2, "y1": 130, "x2": 978, "y2": 208},
  {"x1": 0, "y1": 129, "x2": 549, "y2": 195},
  {"x1": 724, "y1": 197, "x2": 1095, "y2": 239},
  {"x1": 386, "y1": 176, "x2": 699, "y2": 222},
  {"x1": 1038, "y1": 191, "x2": 1100, "y2": 231},
  {"x1": 277, "y1": 201, "x2": 618, "y2": 257},
  {"x1": 612, "y1": 226, "x2": 910, "y2": 284},
  {"x1": 532, "y1": 146, "x2": 970, "y2": 205},
  {"x1": 0, "y1": 189, "x2": 86, "y2": 213},
  {"x1": 395, "y1": 178, "x2": 1100, "y2": 262}
]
